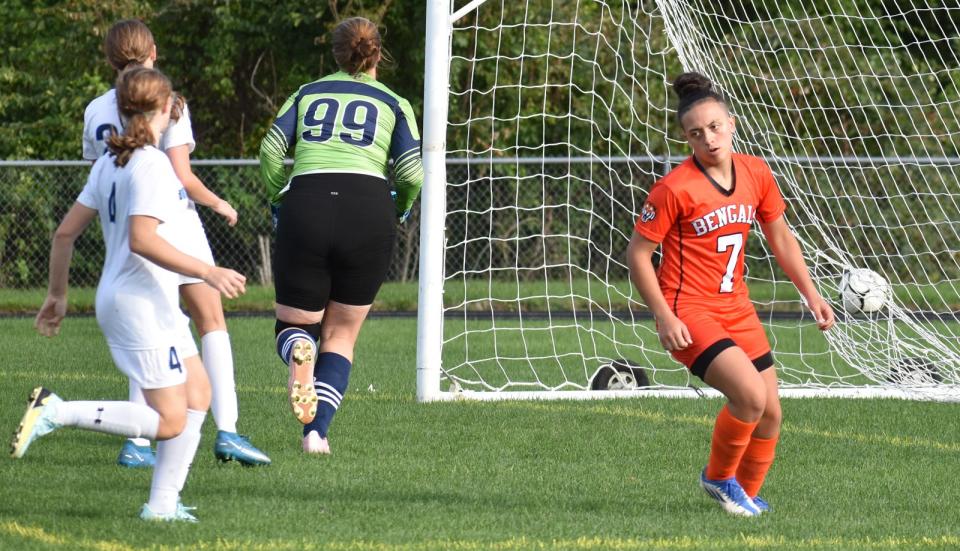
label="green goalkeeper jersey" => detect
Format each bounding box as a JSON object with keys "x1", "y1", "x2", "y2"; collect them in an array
[{"x1": 260, "y1": 71, "x2": 423, "y2": 216}]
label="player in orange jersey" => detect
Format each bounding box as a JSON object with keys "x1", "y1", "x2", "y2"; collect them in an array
[{"x1": 627, "y1": 72, "x2": 835, "y2": 516}]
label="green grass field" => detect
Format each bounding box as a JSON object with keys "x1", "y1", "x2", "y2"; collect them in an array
[
  {"x1": 3, "y1": 277, "x2": 957, "y2": 315},
  {"x1": 2, "y1": 316, "x2": 960, "y2": 550}
]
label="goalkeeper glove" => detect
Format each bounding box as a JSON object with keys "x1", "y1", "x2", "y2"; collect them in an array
[
  {"x1": 270, "y1": 204, "x2": 280, "y2": 231},
  {"x1": 390, "y1": 190, "x2": 410, "y2": 224}
]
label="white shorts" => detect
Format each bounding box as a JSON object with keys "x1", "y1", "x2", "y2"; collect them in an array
[
  {"x1": 178, "y1": 204, "x2": 215, "y2": 286},
  {"x1": 110, "y1": 327, "x2": 198, "y2": 390}
]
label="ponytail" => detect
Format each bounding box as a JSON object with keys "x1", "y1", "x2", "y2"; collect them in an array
[{"x1": 107, "y1": 67, "x2": 172, "y2": 167}]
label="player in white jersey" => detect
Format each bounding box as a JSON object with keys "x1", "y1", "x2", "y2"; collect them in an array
[
  {"x1": 81, "y1": 19, "x2": 269, "y2": 466},
  {"x1": 13, "y1": 67, "x2": 247, "y2": 522}
]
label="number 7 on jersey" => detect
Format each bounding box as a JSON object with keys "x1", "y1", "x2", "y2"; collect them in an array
[{"x1": 716, "y1": 233, "x2": 743, "y2": 293}]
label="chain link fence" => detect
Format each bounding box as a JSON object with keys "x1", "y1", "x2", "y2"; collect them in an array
[
  {"x1": 0, "y1": 157, "x2": 673, "y2": 290},
  {"x1": 0, "y1": 160, "x2": 424, "y2": 289},
  {"x1": 7, "y1": 156, "x2": 947, "y2": 291}
]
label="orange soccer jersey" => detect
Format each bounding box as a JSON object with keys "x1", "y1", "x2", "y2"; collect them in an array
[
  {"x1": 635, "y1": 153, "x2": 786, "y2": 306},
  {"x1": 634, "y1": 153, "x2": 787, "y2": 373}
]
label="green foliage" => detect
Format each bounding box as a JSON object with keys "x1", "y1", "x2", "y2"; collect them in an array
[
  {"x1": 3, "y1": 1, "x2": 960, "y2": 288},
  {"x1": 0, "y1": 0, "x2": 149, "y2": 158},
  {"x1": 146, "y1": 0, "x2": 427, "y2": 157},
  {"x1": 1, "y1": 0, "x2": 955, "y2": 161},
  {"x1": 0, "y1": 0, "x2": 426, "y2": 159},
  {"x1": 0, "y1": 166, "x2": 104, "y2": 287}
]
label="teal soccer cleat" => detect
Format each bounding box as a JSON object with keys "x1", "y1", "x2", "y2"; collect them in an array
[
  {"x1": 117, "y1": 440, "x2": 156, "y2": 468},
  {"x1": 699, "y1": 470, "x2": 762, "y2": 517},
  {"x1": 10, "y1": 387, "x2": 62, "y2": 459},
  {"x1": 214, "y1": 431, "x2": 271, "y2": 466},
  {"x1": 140, "y1": 502, "x2": 198, "y2": 523}
]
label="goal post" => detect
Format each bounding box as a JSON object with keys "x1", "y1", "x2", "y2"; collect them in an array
[
  {"x1": 417, "y1": 0, "x2": 453, "y2": 402},
  {"x1": 417, "y1": 0, "x2": 960, "y2": 402}
]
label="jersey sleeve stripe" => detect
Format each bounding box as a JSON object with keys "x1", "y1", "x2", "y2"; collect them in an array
[
  {"x1": 394, "y1": 147, "x2": 420, "y2": 165},
  {"x1": 394, "y1": 156, "x2": 423, "y2": 181},
  {"x1": 260, "y1": 125, "x2": 291, "y2": 204}
]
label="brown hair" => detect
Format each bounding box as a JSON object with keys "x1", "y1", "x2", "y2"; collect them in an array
[
  {"x1": 332, "y1": 17, "x2": 387, "y2": 75},
  {"x1": 673, "y1": 72, "x2": 728, "y2": 124},
  {"x1": 107, "y1": 67, "x2": 172, "y2": 167},
  {"x1": 104, "y1": 19, "x2": 155, "y2": 72}
]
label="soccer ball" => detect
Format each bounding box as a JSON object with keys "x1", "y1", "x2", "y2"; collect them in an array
[{"x1": 840, "y1": 268, "x2": 890, "y2": 313}]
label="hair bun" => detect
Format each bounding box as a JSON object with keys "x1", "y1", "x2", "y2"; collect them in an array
[
  {"x1": 672, "y1": 72, "x2": 713, "y2": 100},
  {"x1": 332, "y1": 17, "x2": 383, "y2": 75},
  {"x1": 356, "y1": 36, "x2": 378, "y2": 58}
]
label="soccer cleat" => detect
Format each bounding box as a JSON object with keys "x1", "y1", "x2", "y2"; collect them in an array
[
  {"x1": 699, "y1": 470, "x2": 762, "y2": 517},
  {"x1": 117, "y1": 440, "x2": 156, "y2": 468},
  {"x1": 302, "y1": 430, "x2": 331, "y2": 455},
  {"x1": 10, "y1": 387, "x2": 62, "y2": 459},
  {"x1": 287, "y1": 339, "x2": 318, "y2": 424},
  {"x1": 214, "y1": 430, "x2": 271, "y2": 466},
  {"x1": 139, "y1": 502, "x2": 198, "y2": 523},
  {"x1": 752, "y1": 495, "x2": 771, "y2": 513}
]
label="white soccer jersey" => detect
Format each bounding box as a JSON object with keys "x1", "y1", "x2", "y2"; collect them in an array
[
  {"x1": 159, "y1": 101, "x2": 195, "y2": 152},
  {"x1": 77, "y1": 147, "x2": 191, "y2": 349},
  {"x1": 82, "y1": 89, "x2": 196, "y2": 160}
]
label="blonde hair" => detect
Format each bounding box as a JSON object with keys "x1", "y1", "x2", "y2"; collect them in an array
[
  {"x1": 332, "y1": 17, "x2": 390, "y2": 75},
  {"x1": 107, "y1": 67, "x2": 172, "y2": 167},
  {"x1": 104, "y1": 19, "x2": 155, "y2": 72}
]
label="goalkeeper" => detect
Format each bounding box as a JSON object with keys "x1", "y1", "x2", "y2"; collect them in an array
[
  {"x1": 260, "y1": 16, "x2": 423, "y2": 455},
  {"x1": 627, "y1": 72, "x2": 835, "y2": 516}
]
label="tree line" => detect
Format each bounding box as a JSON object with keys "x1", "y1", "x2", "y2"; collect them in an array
[
  {"x1": 2, "y1": 1, "x2": 958, "y2": 288},
  {"x1": 1, "y1": 0, "x2": 426, "y2": 160}
]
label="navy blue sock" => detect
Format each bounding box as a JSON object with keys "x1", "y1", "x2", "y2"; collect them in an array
[
  {"x1": 304, "y1": 352, "x2": 351, "y2": 438},
  {"x1": 275, "y1": 328, "x2": 314, "y2": 365},
  {"x1": 274, "y1": 321, "x2": 321, "y2": 365}
]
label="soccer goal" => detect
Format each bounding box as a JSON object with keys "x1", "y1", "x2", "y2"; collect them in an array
[{"x1": 417, "y1": 0, "x2": 960, "y2": 402}]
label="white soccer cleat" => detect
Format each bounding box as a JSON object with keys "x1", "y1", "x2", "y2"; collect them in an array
[
  {"x1": 10, "y1": 387, "x2": 62, "y2": 459},
  {"x1": 302, "y1": 430, "x2": 331, "y2": 455}
]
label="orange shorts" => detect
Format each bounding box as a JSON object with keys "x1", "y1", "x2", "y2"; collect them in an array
[{"x1": 669, "y1": 299, "x2": 773, "y2": 380}]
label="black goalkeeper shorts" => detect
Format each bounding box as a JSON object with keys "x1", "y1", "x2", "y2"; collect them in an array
[{"x1": 273, "y1": 173, "x2": 396, "y2": 311}]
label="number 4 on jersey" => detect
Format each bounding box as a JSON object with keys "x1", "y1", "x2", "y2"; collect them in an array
[{"x1": 169, "y1": 346, "x2": 182, "y2": 373}]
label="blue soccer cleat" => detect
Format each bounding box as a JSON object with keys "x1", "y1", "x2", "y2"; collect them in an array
[
  {"x1": 139, "y1": 502, "x2": 198, "y2": 523},
  {"x1": 699, "y1": 470, "x2": 762, "y2": 516},
  {"x1": 117, "y1": 439, "x2": 156, "y2": 468},
  {"x1": 10, "y1": 387, "x2": 62, "y2": 459},
  {"x1": 752, "y1": 495, "x2": 771, "y2": 513},
  {"x1": 214, "y1": 431, "x2": 271, "y2": 466}
]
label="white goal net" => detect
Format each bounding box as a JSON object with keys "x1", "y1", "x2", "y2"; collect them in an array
[{"x1": 417, "y1": 0, "x2": 960, "y2": 400}]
